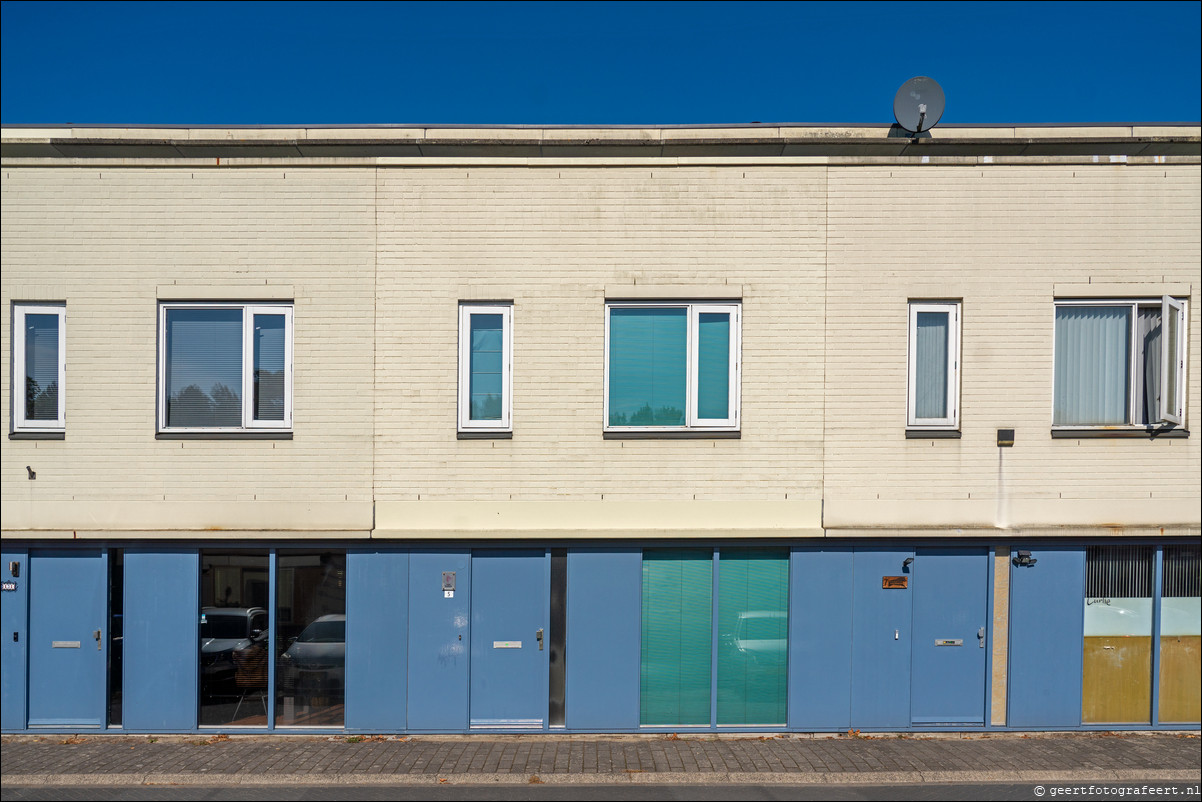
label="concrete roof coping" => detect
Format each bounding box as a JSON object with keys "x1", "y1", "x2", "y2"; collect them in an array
[{"x1": 3, "y1": 123, "x2": 1199, "y2": 160}]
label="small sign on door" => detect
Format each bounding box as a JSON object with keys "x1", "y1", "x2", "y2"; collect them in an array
[{"x1": 882, "y1": 576, "x2": 908, "y2": 589}]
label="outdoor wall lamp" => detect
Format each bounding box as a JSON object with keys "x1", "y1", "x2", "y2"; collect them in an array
[
  {"x1": 902, "y1": 557, "x2": 914, "y2": 569},
  {"x1": 1012, "y1": 550, "x2": 1038, "y2": 567}
]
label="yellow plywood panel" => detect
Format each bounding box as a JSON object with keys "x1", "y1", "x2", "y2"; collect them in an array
[
  {"x1": 1159, "y1": 636, "x2": 1201, "y2": 723},
  {"x1": 1082, "y1": 636, "x2": 1151, "y2": 724}
]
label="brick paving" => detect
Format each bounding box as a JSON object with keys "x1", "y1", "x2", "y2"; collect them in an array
[{"x1": 1, "y1": 732, "x2": 1199, "y2": 786}]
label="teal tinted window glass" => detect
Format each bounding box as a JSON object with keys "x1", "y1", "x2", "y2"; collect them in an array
[
  {"x1": 165, "y1": 308, "x2": 243, "y2": 428},
  {"x1": 253, "y1": 314, "x2": 286, "y2": 421},
  {"x1": 641, "y1": 549, "x2": 712, "y2": 725},
  {"x1": 717, "y1": 549, "x2": 788, "y2": 725},
  {"x1": 469, "y1": 313, "x2": 504, "y2": 420},
  {"x1": 609, "y1": 307, "x2": 686, "y2": 426},
  {"x1": 914, "y1": 311, "x2": 949, "y2": 419},
  {"x1": 696, "y1": 312, "x2": 730, "y2": 419},
  {"x1": 24, "y1": 313, "x2": 60, "y2": 421}
]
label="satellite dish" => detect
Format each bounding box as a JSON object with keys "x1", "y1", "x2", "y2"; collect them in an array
[{"x1": 893, "y1": 76, "x2": 945, "y2": 134}]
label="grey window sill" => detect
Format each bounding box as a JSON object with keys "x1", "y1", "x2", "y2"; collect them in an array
[
  {"x1": 458, "y1": 431, "x2": 513, "y2": 440},
  {"x1": 1050, "y1": 427, "x2": 1189, "y2": 439},
  {"x1": 604, "y1": 430, "x2": 741, "y2": 440},
  {"x1": 156, "y1": 431, "x2": 293, "y2": 440},
  {"x1": 9, "y1": 431, "x2": 66, "y2": 440},
  {"x1": 905, "y1": 429, "x2": 962, "y2": 439}
]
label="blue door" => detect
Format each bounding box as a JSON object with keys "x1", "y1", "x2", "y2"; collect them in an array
[
  {"x1": 407, "y1": 550, "x2": 470, "y2": 731},
  {"x1": 28, "y1": 550, "x2": 108, "y2": 727},
  {"x1": 850, "y1": 547, "x2": 914, "y2": 728},
  {"x1": 910, "y1": 547, "x2": 989, "y2": 725},
  {"x1": 470, "y1": 549, "x2": 547, "y2": 728}
]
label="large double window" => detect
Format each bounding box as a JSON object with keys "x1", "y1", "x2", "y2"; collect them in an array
[
  {"x1": 605, "y1": 302, "x2": 740, "y2": 432},
  {"x1": 158, "y1": 303, "x2": 293, "y2": 432},
  {"x1": 12, "y1": 303, "x2": 66, "y2": 433},
  {"x1": 1053, "y1": 297, "x2": 1187, "y2": 428}
]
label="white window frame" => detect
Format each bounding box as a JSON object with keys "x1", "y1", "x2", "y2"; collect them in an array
[
  {"x1": 157, "y1": 302, "x2": 294, "y2": 433},
  {"x1": 604, "y1": 301, "x2": 741, "y2": 433},
  {"x1": 13, "y1": 303, "x2": 66, "y2": 432},
  {"x1": 458, "y1": 303, "x2": 513, "y2": 433},
  {"x1": 1051, "y1": 297, "x2": 1188, "y2": 430},
  {"x1": 906, "y1": 301, "x2": 960, "y2": 430}
]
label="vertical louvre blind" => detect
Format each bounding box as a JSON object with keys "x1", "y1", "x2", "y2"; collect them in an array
[
  {"x1": 1163, "y1": 545, "x2": 1201, "y2": 598},
  {"x1": 1054, "y1": 306, "x2": 1130, "y2": 425},
  {"x1": 696, "y1": 312, "x2": 730, "y2": 419},
  {"x1": 165, "y1": 308, "x2": 243, "y2": 427},
  {"x1": 253, "y1": 314, "x2": 286, "y2": 421},
  {"x1": 641, "y1": 549, "x2": 712, "y2": 725},
  {"x1": 609, "y1": 308, "x2": 687, "y2": 426},
  {"x1": 716, "y1": 549, "x2": 788, "y2": 725},
  {"x1": 914, "y1": 311, "x2": 949, "y2": 419},
  {"x1": 468, "y1": 313, "x2": 504, "y2": 420},
  {"x1": 24, "y1": 313, "x2": 60, "y2": 420},
  {"x1": 1086, "y1": 545, "x2": 1152, "y2": 598}
]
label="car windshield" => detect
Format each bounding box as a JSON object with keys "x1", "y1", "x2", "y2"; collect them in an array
[
  {"x1": 200, "y1": 615, "x2": 248, "y2": 639},
  {"x1": 298, "y1": 620, "x2": 345, "y2": 643}
]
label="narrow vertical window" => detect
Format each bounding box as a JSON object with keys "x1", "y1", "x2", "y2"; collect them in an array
[
  {"x1": 1161, "y1": 296, "x2": 1185, "y2": 425},
  {"x1": 907, "y1": 301, "x2": 959, "y2": 430},
  {"x1": 458, "y1": 303, "x2": 512, "y2": 433},
  {"x1": 13, "y1": 303, "x2": 66, "y2": 432},
  {"x1": 1082, "y1": 545, "x2": 1152, "y2": 724},
  {"x1": 1159, "y1": 543, "x2": 1201, "y2": 723}
]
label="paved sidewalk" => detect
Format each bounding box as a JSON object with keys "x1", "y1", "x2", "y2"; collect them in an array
[{"x1": 2, "y1": 732, "x2": 1199, "y2": 787}]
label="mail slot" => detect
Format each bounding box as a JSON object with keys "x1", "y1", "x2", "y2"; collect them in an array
[
  {"x1": 935, "y1": 638, "x2": 963, "y2": 646},
  {"x1": 493, "y1": 641, "x2": 522, "y2": 649},
  {"x1": 52, "y1": 640, "x2": 81, "y2": 649}
]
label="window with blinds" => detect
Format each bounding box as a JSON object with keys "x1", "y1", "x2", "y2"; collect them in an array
[
  {"x1": 1053, "y1": 298, "x2": 1187, "y2": 428},
  {"x1": 158, "y1": 303, "x2": 293, "y2": 432},
  {"x1": 606, "y1": 302, "x2": 740, "y2": 431},
  {"x1": 457, "y1": 304, "x2": 512, "y2": 433},
  {"x1": 907, "y1": 301, "x2": 960, "y2": 430}
]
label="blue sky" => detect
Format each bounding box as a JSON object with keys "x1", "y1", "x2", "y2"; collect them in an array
[{"x1": 2, "y1": 1, "x2": 1199, "y2": 125}]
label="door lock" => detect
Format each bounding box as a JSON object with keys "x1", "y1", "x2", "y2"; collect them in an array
[
  {"x1": 978, "y1": 626, "x2": 986, "y2": 648},
  {"x1": 536, "y1": 628, "x2": 544, "y2": 651},
  {"x1": 93, "y1": 629, "x2": 102, "y2": 650}
]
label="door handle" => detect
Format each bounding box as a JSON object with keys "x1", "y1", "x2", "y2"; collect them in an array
[
  {"x1": 536, "y1": 628, "x2": 544, "y2": 651},
  {"x1": 93, "y1": 629, "x2": 102, "y2": 651},
  {"x1": 978, "y1": 627, "x2": 985, "y2": 648}
]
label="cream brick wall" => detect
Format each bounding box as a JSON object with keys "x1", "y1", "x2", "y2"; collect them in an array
[
  {"x1": 372, "y1": 165, "x2": 827, "y2": 502},
  {"x1": 3, "y1": 156, "x2": 1198, "y2": 536},
  {"x1": 2, "y1": 167, "x2": 377, "y2": 532},
  {"x1": 823, "y1": 164, "x2": 1201, "y2": 530}
]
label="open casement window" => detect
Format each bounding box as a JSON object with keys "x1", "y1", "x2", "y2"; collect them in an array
[
  {"x1": 458, "y1": 304, "x2": 513, "y2": 432},
  {"x1": 13, "y1": 303, "x2": 66, "y2": 432},
  {"x1": 158, "y1": 303, "x2": 293, "y2": 433},
  {"x1": 907, "y1": 302, "x2": 960, "y2": 430},
  {"x1": 605, "y1": 302, "x2": 740, "y2": 432},
  {"x1": 1053, "y1": 297, "x2": 1188, "y2": 429}
]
